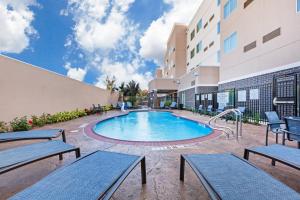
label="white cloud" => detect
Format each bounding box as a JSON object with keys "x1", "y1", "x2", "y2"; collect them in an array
[
  {"x1": 0, "y1": 0, "x2": 38, "y2": 53},
  {"x1": 65, "y1": 0, "x2": 135, "y2": 52},
  {"x1": 65, "y1": 62, "x2": 87, "y2": 81},
  {"x1": 63, "y1": 0, "x2": 153, "y2": 89},
  {"x1": 139, "y1": 0, "x2": 203, "y2": 65},
  {"x1": 94, "y1": 58, "x2": 152, "y2": 89}
]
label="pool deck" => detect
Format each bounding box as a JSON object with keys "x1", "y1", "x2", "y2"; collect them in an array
[{"x1": 0, "y1": 110, "x2": 299, "y2": 199}]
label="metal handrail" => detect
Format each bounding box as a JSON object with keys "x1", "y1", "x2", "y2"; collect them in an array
[{"x1": 208, "y1": 109, "x2": 243, "y2": 140}]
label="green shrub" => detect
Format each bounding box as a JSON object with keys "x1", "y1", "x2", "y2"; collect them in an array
[
  {"x1": 0, "y1": 121, "x2": 8, "y2": 133},
  {"x1": 10, "y1": 117, "x2": 32, "y2": 132},
  {"x1": 164, "y1": 101, "x2": 172, "y2": 107},
  {"x1": 31, "y1": 115, "x2": 46, "y2": 127},
  {"x1": 103, "y1": 105, "x2": 113, "y2": 112},
  {"x1": 253, "y1": 113, "x2": 260, "y2": 125}
]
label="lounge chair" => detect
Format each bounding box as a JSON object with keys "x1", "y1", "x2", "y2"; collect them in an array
[
  {"x1": 117, "y1": 102, "x2": 123, "y2": 109},
  {"x1": 0, "y1": 140, "x2": 80, "y2": 175},
  {"x1": 170, "y1": 102, "x2": 177, "y2": 109},
  {"x1": 126, "y1": 101, "x2": 133, "y2": 109},
  {"x1": 244, "y1": 144, "x2": 300, "y2": 170},
  {"x1": 180, "y1": 153, "x2": 300, "y2": 200},
  {"x1": 265, "y1": 111, "x2": 286, "y2": 146},
  {"x1": 284, "y1": 117, "x2": 300, "y2": 148},
  {"x1": 216, "y1": 104, "x2": 225, "y2": 114},
  {"x1": 92, "y1": 104, "x2": 102, "y2": 113},
  {"x1": 206, "y1": 105, "x2": 213, "y2": 113},
  {"x1": 226, "y1": 106, "x2": 245, "y2": 122},
  {"x1": 160, "y1": 101, "x2": 165, "y2": 109},
  {"x1": 0, "y1": 129, "x2": 66, "y2": 143},
  {"x1": 237, "y1": 106, "x2": 246, "y2": 115},
  {"x1": 198, "y1": 105, "x2": 203, "y2": 113},
  {"x1": 10, "y1": 151, "x2": 146, "y2": 200},
  {"x1": 98, "y1": 104, "x2": 105, "y2": 113}
]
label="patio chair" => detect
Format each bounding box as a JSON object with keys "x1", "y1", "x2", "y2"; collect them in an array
[
  {"x1": 226, "y1": 106, "x2": 246, "y2": 122},
  {"x1": 206, "y1": 105, "x2": 213, "y2": 113},
  {"x1": 0, "y1": 129, "x2": 66, "y2": 143},
  {"x1": 216, "y1": 104, "x2": 225, "y2": 114},
  {"x1": 126, "y1": 101, "x2": 133, "y2": 109},
  {"x1": 160, "y1": 101, "x2": 165, "y2": 109},
  {"x1": 198, "y1": 105, "x2": 203, "y2": 113},
  {"x1": 237, "y1": 106, "x2": 246, "y2": 115},
  {"x1": 265, "y1": 111, "x2": 286, "y2": 146},
  {"x1": 284, "y1": 117, "x2": 300, "y2": 148},
  {"x1": 170, "y1": 102, "x2": 177, "y2": 109},
  {"x1": 0, "y1": 140, "x2": 80, "y2": 175},
  {"x1": 244, "y1": 144, "x2": 300, "y2": 170},
  {"x1": 92, "y1": 104, "x2": 101, "y2": 113},
  {"x1": 98, "y1": 104, "x2": 105, "y2": 113},
  {"x1": 10, "y1": 151, "x2": 146, "y2": 200},
  {"x1": 117, "y1": 102, "x2": 123, "y2": 109},
  {"x1": 180, "y1": 153, "x2": 300, "y2": 200}
]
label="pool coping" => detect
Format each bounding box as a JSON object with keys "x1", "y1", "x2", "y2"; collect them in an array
[{"x1": 83, "y1": 110, "x2": 222, "y2": 146}]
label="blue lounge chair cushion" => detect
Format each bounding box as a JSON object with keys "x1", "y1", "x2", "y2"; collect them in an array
[
  {"x1": 0, "y1": 129, "x2": 63, "y2": 142},
  {"x1": 170, "y1": 102, "x2": 177, "y2": 108},
  {"x1": 248, "y1": 144, "x2": 300, "y2": 167},
  {"x1": 0, "y1": 141, "x2": 76, "y2": 170},
  {"x1": 160, "y1": 101, "x2": 165, "y2": 108},
  {"x1": 186, "y1": 153, "x2": 300, "y2": 200},
  {"x1": 10, "y1": 151, "x2": 140, "y2": 200},
  {"x1": 126, "y1": 102, "x2": 132, "y2": 108}
]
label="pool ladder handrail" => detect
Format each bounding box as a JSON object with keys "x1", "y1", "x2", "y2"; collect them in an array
[{"x1": 208, "y1": 109, "x2": 242, "y2": 140}]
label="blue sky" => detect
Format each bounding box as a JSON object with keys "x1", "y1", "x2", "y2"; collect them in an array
[{"x1": 0, "y1": 0, "x2": 201, "y2": 89}]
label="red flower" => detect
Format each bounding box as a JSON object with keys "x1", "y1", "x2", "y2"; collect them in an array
[{"x1": 28, "y1": 119, "x2": 33, "y2": 125}]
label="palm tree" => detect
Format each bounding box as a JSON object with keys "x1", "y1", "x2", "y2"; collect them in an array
[
  {"x1": 125, "y1": 80, "x2": 140, "y2": 97},
  {"x1": 118, "y1": 82, "x2": 127, "y2": 101},
  {"x1": 104, "y1": 76, "x2": 117, "y2": 93}
]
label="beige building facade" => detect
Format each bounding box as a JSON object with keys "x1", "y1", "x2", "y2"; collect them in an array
[
  {"x1": 0, "y1": 55, "x2": 118, "y2": 122},
  {"x1": 177, "y1": 0, "x2": 221, "y2": 109},
  {"x1": 186, "y1": 0, "x2": 221, "y2": 72},
  {"x1": 148, "y1": 24, "x2": 187, "y2": 108},
  {"x1": 149, "y1": 0, "x2": 221, "y2": 109},
  {"x1": 219, "y1": 0, "x2": 300, "y2": 118}
]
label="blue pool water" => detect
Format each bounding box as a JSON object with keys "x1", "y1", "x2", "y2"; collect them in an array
[{"x1": 93, "y1": 111, "x2": 212, "y2": 142}]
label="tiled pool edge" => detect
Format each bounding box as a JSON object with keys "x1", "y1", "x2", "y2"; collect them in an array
[{"x1": 83, "y1": 110, "x2": 222, "y2": 146}]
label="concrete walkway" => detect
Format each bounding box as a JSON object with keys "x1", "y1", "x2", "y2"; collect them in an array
[{"x1": 0, "y1": 110, "x2": 299, "y2": 199}]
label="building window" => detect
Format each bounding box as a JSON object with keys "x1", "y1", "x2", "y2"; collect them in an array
[
  {"x1": 197, "y1": 19, "x2": 202, "y2": 32},
  {"x1": 297, "y1": 0, "x2": 300, "y2": 12},
  {"x1": 224, "y1": 32, "x2": 237, "y2": 53},
  {"x1": 224, "y1": 0, "x2": 237, "y2": 19},
  {"x1": 217, "y1": 0, "x2": 221, "y2": 6},
  {"x1": 196, "y1": 41, "x2": 202, "y2": 53},
  {"x1": 217, "y1": 22, "x2": 220, "y2": 34},
  {"x1": 190, "y1": 30, "x2": 195, "y2": 41},
  {"x1": 217, "y1": 50, "x2": 221, "y2": 62},
  {"x1": 190, "y1": 49, "x2": 195, "y2": 59}
]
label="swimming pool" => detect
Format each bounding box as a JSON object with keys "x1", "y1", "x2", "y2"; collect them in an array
[{"x1": 93, "y1": 111, "x2": 212, "y2": 142}]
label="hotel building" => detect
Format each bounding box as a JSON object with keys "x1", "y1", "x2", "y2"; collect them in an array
[
  {"x1": 219, "y1": 0, "x2": 300, "y2": 118},
  {"x1": 149, "y1": 0, "x2": 221, "y2": 109},
  {"x1": 148, "y1": 24, "x2": 187, "y2": 108},
  {"x1": 178, "y1": 0, "x2": 221, "y2": 109},
  {"x1": 149, "y1": 0, "x2": 300, "y2": 119}
]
